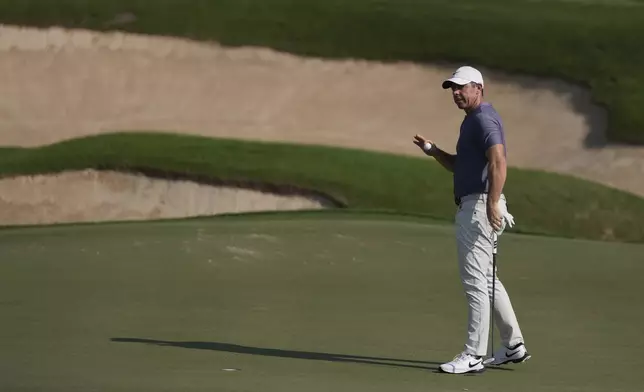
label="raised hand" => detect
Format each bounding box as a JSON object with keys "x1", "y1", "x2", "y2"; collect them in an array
[{"x1": 413, "y1": 134, "x2": 433, "y2": 154}]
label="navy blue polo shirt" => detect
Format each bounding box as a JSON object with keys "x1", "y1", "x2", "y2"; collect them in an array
[{"x1": 453, "y1": 102, "x2": 506, "y2": 200}]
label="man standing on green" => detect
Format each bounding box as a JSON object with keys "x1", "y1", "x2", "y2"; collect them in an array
[{"x1": 413, "y1": 66, "x2": 531, "y2": 374}]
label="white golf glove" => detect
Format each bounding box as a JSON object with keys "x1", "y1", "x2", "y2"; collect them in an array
[
  {"x1": 504, "y1": 211, "x2": 515, "y2": 228},
  {"x1": 495, "y1": 201, "x2": 515, "y2": 235}
]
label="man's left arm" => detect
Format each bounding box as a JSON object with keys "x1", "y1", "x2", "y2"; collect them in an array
[
  {"x1": 486, "y1": 144, "x2": 506, "y2": 208},
  {"x1": 480, "y1": 115, "x2": 507, "y2": 232}
]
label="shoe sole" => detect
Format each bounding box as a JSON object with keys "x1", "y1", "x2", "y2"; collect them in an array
[{"x1": 438, "y1": 366, "x2": 486, "y2": 375}]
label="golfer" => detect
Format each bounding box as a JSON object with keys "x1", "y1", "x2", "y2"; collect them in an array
[{"x1": 413, "y1": 66, "x2": 530, "y2": 374}]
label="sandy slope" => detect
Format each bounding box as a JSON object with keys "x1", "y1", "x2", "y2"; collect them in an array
[
  {"x1": 0, "y1": 169, "x2": 332, "y2": 226},
  {"x1": 0, "y1": 24, "x2": 642, "y2": 224}
]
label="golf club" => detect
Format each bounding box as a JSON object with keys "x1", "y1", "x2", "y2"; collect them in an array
[{"x1": 485, "y1": 232, "x2": 498, "y2": 364}]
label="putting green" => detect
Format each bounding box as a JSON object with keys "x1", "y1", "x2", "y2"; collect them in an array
[{"x1": 1, "y1": 216, "x2": 642, "y2": 391}]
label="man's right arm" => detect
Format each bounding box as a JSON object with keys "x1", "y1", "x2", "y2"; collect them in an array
[
  {"x1": 413, "y1": 134, "x2": 456, "y2": 173},
  {"x1": 429, "y1": 146, "x2": 456, "y2": 173}
]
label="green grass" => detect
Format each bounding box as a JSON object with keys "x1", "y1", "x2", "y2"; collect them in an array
[
  {"x1": 0, "y1": 0, "x2": 643, "y2": 144},
  {"x1": 1, "y1": 132, "x2": 644, "y2": 243},
  {"x1": 1, "y1": 217, "x2": 643, "y2": 391}
]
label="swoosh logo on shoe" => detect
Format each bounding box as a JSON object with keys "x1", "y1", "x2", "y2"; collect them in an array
[
  {"x1": 505, "y1": 350, "x2": 518, "y2": 357},
  {"x1": 469, "y1": 360, "x2": 482, "y2": 368}
]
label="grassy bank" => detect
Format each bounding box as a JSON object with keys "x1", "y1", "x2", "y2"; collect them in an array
[
  {"x1": 0, "y1": 0, "x2": 643, "y2": 144},
  {"x1": 1, "y1": 132, "x2": 643, "y2": 243}
]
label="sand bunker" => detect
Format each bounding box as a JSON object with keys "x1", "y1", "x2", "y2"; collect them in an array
[
  {"x1": 0, "y1": 24, "x2": 642, "y2": 225},
  {"x1": 0, "y1": 169, "x2": 333, "y2": 226}
]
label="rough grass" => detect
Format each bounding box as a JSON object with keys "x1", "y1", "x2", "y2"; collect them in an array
[
  {"x1": 0, "y1": 0, "x2": 643, "y2": 144},
  {"x1": 1, "y1": 132, "x2": 643, "y2": 243}
]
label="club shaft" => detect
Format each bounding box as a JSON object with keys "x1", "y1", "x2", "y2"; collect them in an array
[{"x1": 490, "y1": 233, "x2": 497, "y2": 358}]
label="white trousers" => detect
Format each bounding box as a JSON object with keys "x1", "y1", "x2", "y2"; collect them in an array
[{"x1": 455, "y1": 193, "x2": 524, "y2": 356}]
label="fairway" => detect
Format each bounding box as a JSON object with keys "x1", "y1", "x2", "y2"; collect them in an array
[{"x1": 1, "y1": 216, "x2": 643, "y2": 391}]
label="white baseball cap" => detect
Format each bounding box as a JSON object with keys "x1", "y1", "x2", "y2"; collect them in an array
[{"x1": 441, "y1": 66, "x2": 484, "y2": 89}]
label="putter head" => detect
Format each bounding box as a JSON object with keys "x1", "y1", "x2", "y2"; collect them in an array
[{"x1": 483, "y1": 357, "x2": 496, "y2": 365}]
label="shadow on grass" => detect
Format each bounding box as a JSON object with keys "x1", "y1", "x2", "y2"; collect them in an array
[{"x1": 110, "y1": 337, "x2": 512, "y2": 374}]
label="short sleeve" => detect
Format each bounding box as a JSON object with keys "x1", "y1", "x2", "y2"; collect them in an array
[{"x1": 478, "y1": 113, "x2": 504, "y2": 150}]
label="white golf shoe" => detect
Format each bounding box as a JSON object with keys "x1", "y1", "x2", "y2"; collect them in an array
[
  {"x1": 439, "y1": 352, "x2": 485, "y2": 374},
  {"x1": 484, "y1": 342, "x2": 531, "y2": 366}
]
